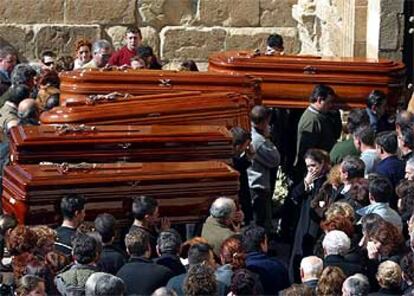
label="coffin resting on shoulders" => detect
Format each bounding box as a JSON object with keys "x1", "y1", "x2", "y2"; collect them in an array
[
  {"x1": 208, "y1": 50, "x2": 406, "y2": 109},
  {"x1": 59, "y1": 69, "x2": 262, "y2": 106},
  {"x1": 9, "y1": 124, "x2": 233, "y2": 164},
  {"x1": 40, "y1": 91, "x2": 251, "y2": 130},
  {"x1": 2, "y1": 161, "x2": 240, "y2": 226}
]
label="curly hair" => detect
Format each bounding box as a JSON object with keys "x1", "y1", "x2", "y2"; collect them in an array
[
  {"x1": 230, "y1": 268, "x2": 257, "y2": 296},
  {"x1": 366, "y1": 220, "x2": 404, "y2": 257},
  {"x1": 320, "y1": 214, "x2": 354, "y2": 237},
  {"x1": 31, "y1": 225, "x2": 57, "y2": 258},
  {"x1": 7, "y1": 225, "x2": 37, "y2": 256},
  {"x1": 15, "y1": 275, "x2": 45, "y2": 296},
  {"x1": 325, "y1": 202, "x2": 355, "y2": 223},
  {"x1": 327, "y1": 164, "x2": 342, "y2": 188},
  {"x1": 12, "y1": 252, "x2": 37, "y2": 279},
  {"x1": 396, "y1": 179, "x2": 414, "y2": 219},
  {"x1": 74, "y1": 39, "x2": 92, "y2": 56},
  {"x1": 45, "y1": 251, "x2": 70, "y2": 275},
  {"x1": 184, "y1": 263, "x2": 217, "y2": 296},
  {"x1": 280, "y1": 284, "x2": 313, "y2": 296},
  {"x1": 316, "y1": 266, "x2": 346, "y2": 296},
  {"x1": 376, "y1": 260, "x2": 402, "y2": 289},
  {"x1": 220, "y1": 235, "x2": 245, "y2": 270}
]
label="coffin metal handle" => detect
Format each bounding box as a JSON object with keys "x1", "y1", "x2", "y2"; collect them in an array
[
  {"x1": 159, "y1": 79, "x2": 172, "y2": 87},
  {"x1": 55, "y1": 124, "x2": 97, "y2": 135},
  {"x1": 304, "y1": 65, "x2": 317, "y2": 75},
  {"x1": 40, "y1": 162, "x2": 97, "y2": 174},
  {"x1": 86, "y1": 92, "x2": 131, "y2": 105},
  {"x1": 118, "y1": 143, "x2": 132, "y2": 149}
]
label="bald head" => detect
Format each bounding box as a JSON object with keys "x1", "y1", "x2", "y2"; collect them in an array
[
  {"x1": 18, "y1": 98, "x2": 39, "y2": 122},
  {"x1": 300, "y1": 256, "x2": 323, "y2": 282}
]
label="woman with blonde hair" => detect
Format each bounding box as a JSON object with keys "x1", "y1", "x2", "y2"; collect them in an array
[{"x1": 316, "y1": 266, "x2": 346, "y2": 296}]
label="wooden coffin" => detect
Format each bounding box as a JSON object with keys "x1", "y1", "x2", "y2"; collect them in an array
[
  {"x1": 2, "y1": 161, "x2": 239, "y2": 225},
  {"x1": 59, "y1": 69, "x2": 262, "y2": 106},
  {"x1": 9, "y1": 124, "x2": 233, "y2": 164},
  {"x1": 208, "y1": 50, "x2": 406, "y2": 109},
  {"x1": 40, "y1": 92, "x2": 251, "y2": 130}
]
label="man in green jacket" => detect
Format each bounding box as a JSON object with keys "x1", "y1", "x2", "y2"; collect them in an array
[{"x1": 294, "y1": 84, "x2": 342, "y2": 178}]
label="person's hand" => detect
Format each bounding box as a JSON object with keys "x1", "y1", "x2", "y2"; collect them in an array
[
  {"x1": 367, "y1": 240, "x2": 381, "y2": 260},
  {"x1": 233, "y1": 210, "x2": 244, "y2": 225},
  {"x1": 304, "y1": 169, "x2": 319, "y2": 186},
  {"x1": 160, "y1": 217, "x2": 171, "y2": 231},
  {"x1": 118, "y1": 64, "x2": 131, "y2": 71}
]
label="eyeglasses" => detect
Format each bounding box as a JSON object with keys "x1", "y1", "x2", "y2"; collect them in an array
[{"x1": 44, "y1": 61, "x2": 55, "y2": 66}]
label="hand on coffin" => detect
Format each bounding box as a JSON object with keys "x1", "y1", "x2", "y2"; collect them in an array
[{"x1": 159, "y1": 217, "x2": 171, "y2": 231}]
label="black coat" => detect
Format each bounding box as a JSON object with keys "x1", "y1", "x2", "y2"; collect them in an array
[
  {"x1": 324, "y1": 254, "x2": 364, "y2": 277},
  {"x1": 369, "y1": 287, "x2": 403, "y2": 295},
  {"x1": 97, "y1": 244, "x2": 127, "y2": 275},
  {"x1": 289, "y1": 176, "x2": 326, "y2": 282},
  {"x1": 116, "y1": 256, "x2": 173, "y2": 295},
  {"x1": 154, "y1": 253, "x2": 186, "y2": 277}
]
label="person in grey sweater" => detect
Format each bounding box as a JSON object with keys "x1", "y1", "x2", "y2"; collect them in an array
[{"x1": 247, "y1": 105, "x2": 280, "y2": 233}]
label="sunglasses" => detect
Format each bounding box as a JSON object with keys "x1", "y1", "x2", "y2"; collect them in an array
[{"x1": 44, "y1": 61, "x2": 55, "y2": 66}]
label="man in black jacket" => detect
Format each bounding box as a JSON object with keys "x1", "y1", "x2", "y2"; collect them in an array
[
  {"x1": 116, "y1": 227, "x2": 173, "y2": 295},
  {"x1": 94, "y1": 213, "x2": 127, "y2": 275},
  {"x1": 154, "y1": 229, "x2": 185, "y2": 276}
]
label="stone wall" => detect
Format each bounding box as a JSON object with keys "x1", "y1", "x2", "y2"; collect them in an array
[{"x1": 0, "y1": 0, "x2": 405, "y2": 67}]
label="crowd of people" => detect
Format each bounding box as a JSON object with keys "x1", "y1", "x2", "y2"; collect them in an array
[{"x1": 0, "y1": 27, "x2": 413, "y2": 296}]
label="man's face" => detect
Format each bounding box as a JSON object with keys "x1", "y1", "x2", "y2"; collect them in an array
[
  {"x1": 42, "y1": 55, "x2": 55, "y2": 70},
  {"x1": 406, "y1": 165, "x2": 414, "y2": 181},
  {"x1": 95, "y1": 48, "x2": 112, "y2": 68},
  {"x1": 374, "y1": 101, "x2": 387, "y2": 118},
  {"x1": 320, "y1": 95, "x2": 334, "y2": 111},
  {"x1": 0, "y1": 54, "x2": 17, "y2": 74},
  {"x1": 125, "y1": 32, "x2": 141, "y2": 51}
]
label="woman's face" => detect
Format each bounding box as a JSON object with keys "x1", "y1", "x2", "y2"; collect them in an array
[
  {"x1": 28, "y1": 282, "x2": 46, "y2": 296},
  {"x1": 305, "y1": 158, "x2": 324, "y2": 175},
  {"x1": 77, "y1": 45, "x2": 91, "y2": 63}
]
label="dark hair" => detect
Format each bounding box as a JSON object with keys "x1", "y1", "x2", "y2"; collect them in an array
[
  {"x1": 400, "y1": 252, "x2": 414, "y2": 282},
  {"x1": 396, "y1": 180, "x2": 414, "y2": 219},
  {"x1": 341, "y1": 155, "x2": 365, "y2": 179},
  {"x1": 375, "y1": 131, "x2": 398, "y2": 154},
  {"x1": 230, "y1": 269, "x2": 258, "y2": 296},
  {"x1": 41, "y1": 50, "x2": 56, "y2": 61},
  {"x1": 56, "y1": 55, "x2": 74, "y2": 72},
  {"x1": 309, "y1": 84, "x2": 335, "y2": 103},
  {"x1": 4, "y1": 84, "x2": 31, "y2": 105},
  {"x1": 367, "y1": 222, "x2": 404, "y2": 257},
  {"x1": 11, "y1": 64, "x2": 37, "y2": 86},
  {"x1": 347, "y1": 109, "x2": 370, "y2": 134},
  {"x1": 231, "y1": 127, "x2": 251, "y2": 146},
  {"x1": 250, "y1": 105, "x2": 271, "y2": 125},
  {"x1": 188, "y1": 243, "x2": 212, "y2": 265},
  {"x1": 348, "y1": 177, "x2": 370, "y2": 206},
  {"x1": 137, "y1": 46, "x2": 162, "y2": 70},
  {"x1": 400, "y1": 126, "x2": 414, "y2": 150},
  {"x1": 0, "y1": 45, "x2": 17, "y2": 59},
  {"x1": 60, "y1": 193, "x2": 86, "y2": 220},
  {"x1": 94, "y1": 213, "x2": 116, "y2": 244},
  {"x1": 304, "y1": 148, "x2": 330, "y2": 165},
  {"x1": 72, "y1": 233, "x2": 98, "y2": 264},
  {"x1": 354, "y1": 126, "x2": 375, "y2": 146},
  {"x1": 126, "y1": 26, "x2": 142, "y2": 38},
  {"x1": 132, "y1": 196, "x2": 158, "y2": 221},
  {"x1": 267, "y1": 34, "x2": 284, "y2": 50},
  {"x1": 241, "y1": 225, "x2": 266, "y2": 253},
  {"x1": 396, "y1": 111, "x2": 414, "y2": 130},
  {"x1": 184, "y1": 263, "x2": 217, "y2": 296},
  {"x1": 180, "y1": 60, "x2": 199, "y2": 72},
  {"x1": 366, "y1": 90, "x2": 387, "y2": 109},
  {"x1": 157, "y1": 229, "x2": 182, "y2": 255},
  {"x1": 368, "y1": 174, "x2": 393, "y2": 203},
  {"x1": 125, "y1": 228, "x2": 150, "y2": 257}
]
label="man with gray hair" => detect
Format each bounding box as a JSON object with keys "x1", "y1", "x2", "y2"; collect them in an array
[
  {"x1": 342, "y1": 273, "x2": 370, "y2": 296},
  {"x1": 0, "y1": 45, "x2": 17, "y2": 96},
  {"x1": 83, "y1": 39, "x2": 112, "y2": 69},
  {"x1": 201, "y1": 197, "x2": 238, "y2": 256},
  {"x1": 405, "y1": 156, "x2": 414, "y2": 181},
  {"x1": 300, "y1": 256, "x2": 323, "y2": 291},
  {"x1": 155, "y1": 229, "x2": 186, "y2": 276},
  {"x1": 85, "y1": 272, "x2": 126, "y2": 296},
  {"x1": 323, "y1": 230, "x2": 363, "y2": 276}
]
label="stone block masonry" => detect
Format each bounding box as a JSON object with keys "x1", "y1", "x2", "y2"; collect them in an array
[{"x1": 0, "y1": 0, "x2": 403, "y2": 65}]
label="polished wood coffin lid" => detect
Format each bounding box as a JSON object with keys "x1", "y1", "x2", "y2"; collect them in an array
[
  {"x1": 59, "y1": 69, "x2": 262, "y2": 106},
  {"x1": 9, "y1": 124, "x2": 233, "y2": 163},
  {"x1": 40, "y1": 92, "x2": 250, "y2": 130},
  {"x1": 208, "y1": 50, "x2": 406, "y2": 109},
  {"x1": 2, "y1": 161, "x2": 240, "y2": 225}
]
